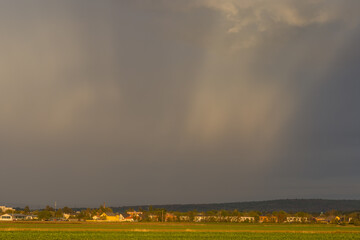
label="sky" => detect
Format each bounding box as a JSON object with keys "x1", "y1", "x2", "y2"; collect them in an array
[{"x1": 0, "y1": 0, "x2": 360, "y2": 208}]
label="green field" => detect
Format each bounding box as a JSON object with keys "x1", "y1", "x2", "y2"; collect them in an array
[{"x1": 0, "y1": 222, "x2": 359, "y2": 239}]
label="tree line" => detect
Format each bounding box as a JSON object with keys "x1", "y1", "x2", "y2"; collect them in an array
[{"x1": 3, "y1": 205, "x2": 360, "y2": 225}]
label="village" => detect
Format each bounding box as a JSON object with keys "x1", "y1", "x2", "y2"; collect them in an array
[{"x1": 0, "y1": 205, "x2": 358, "y2": 225}]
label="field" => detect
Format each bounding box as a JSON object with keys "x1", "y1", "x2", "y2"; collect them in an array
[{"x1": 0, "y1": 222, "x2": 360, "y2": 240}]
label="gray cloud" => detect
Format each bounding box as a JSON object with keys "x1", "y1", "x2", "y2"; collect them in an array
[{"x1": 0, "y1": 0, "x2": 359, "y2": 208}]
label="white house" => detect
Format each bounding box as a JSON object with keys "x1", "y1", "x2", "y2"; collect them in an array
[
  {"x1": 0, "y1": 214, "x2": 29, "y2": 221},
  {"x1": 286, "y1": 217, "x2": 308, "y2": 223},
  {"x1": 0, "y1": 214, "x2": 13, "y2": 221},
  {"x1": 239, "y1": 216, "x2": 255, "y2": 222},
  {"x1": 0, "y1": 206, "x2": 15, "y2": 213}
]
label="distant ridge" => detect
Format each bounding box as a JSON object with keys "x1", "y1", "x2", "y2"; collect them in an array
[{"x1": 110, "y1": 199, "x2": 360, "y2": 213}]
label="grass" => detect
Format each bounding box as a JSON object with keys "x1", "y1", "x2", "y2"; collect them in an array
[{"x1": 0, "y1": 222, "x2": 359, "y2": 239}]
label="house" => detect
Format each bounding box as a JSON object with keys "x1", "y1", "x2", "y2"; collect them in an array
[
  {"x1": 11, "y1": 214, "x2": 27, "y2": 221},
  {"x1": 329, "y1": 216, "x2": 341, "y2": 223},
  {"x1": 0, "y1": 214, "x2": 27, "y2": 221},
  {"x1": 259, "y1": 216, "x2": 268, "y2": 223},
  {"x1": 127, "y1": 211, "x2": 143, "y2": 221},
  {"x1": 148, "y1": 214, "x2": 159, "y2": 222},
  {"x1": 193, "y1": 215, "x2": 222, "y2": 222},
  {"x1": 127, "y1": 211, "x2": 143, "y2": 218},
  {"x1": 100, "y1": 212, "x2": 123, "y2": 222},
  {"x1": 239, "y1": 216, "x2": 255, "y2": 222},
  {"x1": 165, "y1": 213, "x2": 177, "y2": 222},
  {"x1": 0, "y1": 206, "x2": 15, "y2": 213},
  {"x1": 314, "y1": 215, "x2": 341, "y2": 224},
  {"x1": 194, "y1": 215, "x2": 255, "y2": 223},
  {"x1": 25, "y1": 215, "x2": 38, "y2": 220},
  {"x1": 179, "y1": 216, "x2": 190, "y2": 221},
  {"x1": 194, "y1": 215, "x2": 210, "y2": 222},
  {"x1": 259, "y1": 216, "x2": 278, "y2": 223},
  {"x1": 223, "y1": 216, "x2": 241, "y2": 222},
  {"x1": 286, "y1": 217, "x2": 308, "y2": 223},
  {"x1": 0, "y1": 214, "x2": 13, "y2": 221}
]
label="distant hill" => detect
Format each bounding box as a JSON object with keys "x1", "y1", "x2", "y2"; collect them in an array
[{"x1": 110, "y1": 199, "x2": 360, "y2": 213}]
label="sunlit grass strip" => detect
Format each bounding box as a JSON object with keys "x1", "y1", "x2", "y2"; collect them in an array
[{"x1": 1, "y1": 231, "x2": 360, "y2": 240}]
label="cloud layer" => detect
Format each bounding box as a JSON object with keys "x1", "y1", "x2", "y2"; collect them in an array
[{"x1": 0, "y1": 0, "x2": 359, "y2": 207}]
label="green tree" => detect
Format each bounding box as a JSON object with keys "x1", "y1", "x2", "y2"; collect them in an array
[
  {"x1": 62, "y1": 206, "x2": 73, "y2": 214},
  {"x1": 188, "y1": 210, "x2": 198, "y2": 222},
  {"x1": 273, "y1": 211, "x2": 287, "y2": 223},
  {"x1": 45, "y1": 205, "x2": 55, "y2": 212},
  {"x1": 325, "y1": 210, "x2": 340, "y2": 217},
  {"x1": 99, "y1": 205, "x2": 113, "y2": 213},
  {"x1": 24, "y1": 206, "x2": 31, "y2": 214},
  {"x1": 232, "y1": 209, "x2": 240, "y2": 216},
  {"x1": 126, "y1": 208, "x2": 134, "y2": 212},
  {"x1": 38, "y1": 210, "x2": 52, "y2": 220},
  {"x1": 55, "y1": 209, "x2": 63, "y2": 218}
]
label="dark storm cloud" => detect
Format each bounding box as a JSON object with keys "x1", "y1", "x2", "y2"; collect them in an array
[
  {"x1": 0, "y1": 0, "x2": 359, "y2": 207},
  {"x1": 274, "y1": 29, "x2": 360, "y2": 184}
]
